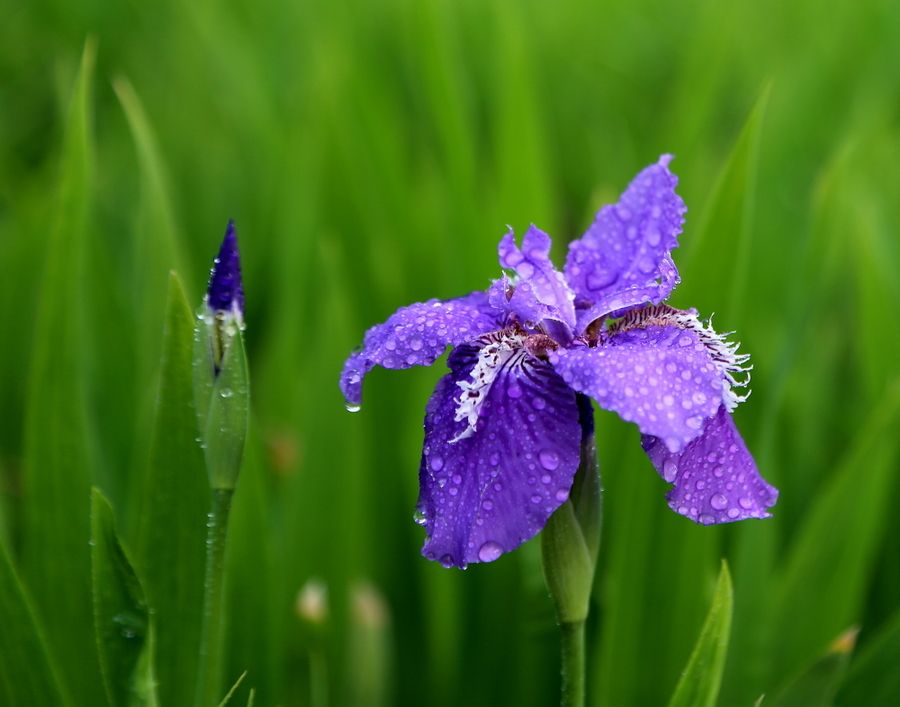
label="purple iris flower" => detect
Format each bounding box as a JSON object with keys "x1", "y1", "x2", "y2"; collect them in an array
[{"x1": 341, "y1": 156, "x2": 778, "y2": 568}]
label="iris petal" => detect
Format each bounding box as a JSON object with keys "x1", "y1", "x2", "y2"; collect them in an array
[
  {"x1": 340, "y1": 292, "x2": 502, "y2": 408},
  {"x1": 565, "y1": 155, "x2": 686, "y2": 331},
  {"x1": 642, "y1": 406, "x2": 778, "y2": 524},
  {"x1": 549, "y1": 325, "x2": 723, "y2": 452},
  {"x1": 498, "y1": 225, "x2": 576, "y2": 341},
  {"x1": 416, "y1": 343, "x2": 580, "y2": 567}
]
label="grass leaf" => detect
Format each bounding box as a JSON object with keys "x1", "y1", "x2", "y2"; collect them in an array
[
  {"x1": 0, "y1": 539, "x2": 71, "y2": 706},
  {"x1": 20, "y1": 39, "x2": 104, "y2": 706},
  {"x1": 90, "y1": 487, "x2": 157, "y2": 707},
  {"x1": 135, "y1": 273, "x2": 209, "y2": 707},
  {"x1": 667, "y1": 560, "x2": 733, "y2": 707}
]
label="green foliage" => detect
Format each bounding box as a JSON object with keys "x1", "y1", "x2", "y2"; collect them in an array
[
  {"x1": 0, "y1": 539, "x2": 70, "y2": 706},
  {"x1": 136, "y1": 274, "x2": 208, "y2": 707},
  {"x1": 667, "y1": 562, "x2": 733, "y2": 707},
  {"x1": 0, "y1": 0, "x2": 898, "y2": 705},
  {"x1": 90, "y1": 488, "x2": 156, "y2": 707}
]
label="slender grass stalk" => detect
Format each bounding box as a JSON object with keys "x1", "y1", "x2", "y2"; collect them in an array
[{"x1": 194, "y1": 488, "x2": 234, "y2": 707}]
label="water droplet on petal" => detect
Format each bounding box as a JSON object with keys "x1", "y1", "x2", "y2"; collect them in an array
[
  {"x1": 413, "y1": 510, "x2": 427, "y2": 526},
  {"x1": 345, "y1": 403, "x2": 361, "y2": 413},
  {"x1": 710, "y1": 493, "x2": 728, "y2": 510},
  {"x1": 440, "y1": 554, "x2": 455, "y2": 568},
  {"x1": 410, "y1": 337, "x2": 423, "y2": 351},
  {"x1": 739, "y1": 497, "x2": 754, "y2": 510},
  {"x1": 663, "y1": 459, "x2": 678, "y2": 483},
  {"x1": 430, "y1": 456, "x2": 444, "y2": 472},
  {"x1": 538, "y1": 449, "x2": 560, "y2": 471},
  {"x1": 532, "y1": 397, "x2": 546, "y2": 410},
  {"x1": 477, "y1": 541, "x2": 503, "y2": 562},
  {"x1": 555, "y1": 488, "x2": 569, "y2": 502},
  {"x1": 507, "y1": 385, "x2": 523, "y2": 399}
]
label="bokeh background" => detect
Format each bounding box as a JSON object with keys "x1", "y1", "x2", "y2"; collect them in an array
[{"x1": 2, "y1": 0, "x2": 899, "y2": 705}]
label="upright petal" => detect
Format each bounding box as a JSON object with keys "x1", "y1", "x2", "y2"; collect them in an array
[
  {"x1": 642, "y1": 406, "x2": 778, "y2": 524},
  {"x1": 550, "y1": 326, "x2": 723, "y2": 452},
  {"x1": 340, "y1": 292, "x2": 502, "y2": 408},
  {"x1": 416, "y1": 343, "x2": 580, "y2": 568},
  {"x1": 498, "y1": 226, "x2": 576, "y2": 341},
  {"x1": 565, "y1": 155, "x2": 686, "y2": 330}
]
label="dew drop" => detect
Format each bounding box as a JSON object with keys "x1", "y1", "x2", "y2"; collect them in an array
[
  {"x1": 507, "y1": 385, "x2": 523, "y2": 399},
  {"x1": 555, "y1": 488, "x2": 569, "y2": 502},
  {"x1": 739, "y1": 496, "x2": 754, "y2": 510},
  {"x1": 530, "y1": 494, "x2": 542, "y2": 504},
  {"x1": 430, "y1": 456, "x2": 444, "y2": 472},
  {"x1": 532, "y1": 397, "x2": 546, "y2": 410},
  {"x1": 413, "y1": 510, "x2": 427, "y2": 526},
  {"x1": 481, "y1": 500, "x2": 493, "y2": 511},
  {"x1": 440, "y1": 554, "x2": 455, "y2": 568},
  {"x1": 219, "y1": 388, "x2": 233, "y2": 399},
  {"x1": 710, "y1": 493, "x2": 728, "y2": 510},
  {"x1": 410, "y1": 337, "x2": 423, "y2": 351},
  {"x1": 540, "y1": 474, "x2": 552, "y2": 484},
  {"x1": 345, "y1": 403, "x2": 361, "y2": 413},
  {"x1": 538, "y1": 449, "x2": 560, "y2": 471},
  {"x1": 663, "y1": 459, "x2": 678, "y2": 482},
  {"x1": 477, "y1": 541, "x2": 503, "y2": 563}
]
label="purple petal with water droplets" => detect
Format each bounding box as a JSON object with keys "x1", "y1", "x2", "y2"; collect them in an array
[
  {"x1": 416, "y1": 344, "x2": 580, "y2": 568},
  {"x1": 642, "y1": 406, "x2": 778, "y2": 524},
  {"x1": 565, "y1": 155, "x2": 686, "y2": 331},
  {"x1": 340, "y1": 292, "x2": 502, "y2": 407},
  {"x1": 549, "y1": 325, "x2": 723, "y2": 452},
  {"x1": 498, "y1": 226, "x2": 576, "y2": 340}
]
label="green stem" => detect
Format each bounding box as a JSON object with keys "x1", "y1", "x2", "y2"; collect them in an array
[
  {"x1": 560, "y1": 621, "x2": 586, "y2": 707},
  {"x1": 194, "y1": 488, "x2": 234, "y2": 707}
]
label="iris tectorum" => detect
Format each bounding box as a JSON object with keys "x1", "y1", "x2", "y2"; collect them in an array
[{"x1": 341, "y1": 155, "x2": 777, "y2": 569}]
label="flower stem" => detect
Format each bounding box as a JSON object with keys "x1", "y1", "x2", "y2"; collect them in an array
[
  {"x1": 560, "y1": 620, "x2": 586, "y2": 707},
  {"x1": 194, "y1": 488, "x2": 234, "y2": 707},
  {"x1": 541, "y1": 394, "x2": 601, "y2": 707}
]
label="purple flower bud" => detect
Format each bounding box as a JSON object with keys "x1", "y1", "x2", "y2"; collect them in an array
[{"x1": 206, "y1": 220, "x2": 245, "y2": 321}]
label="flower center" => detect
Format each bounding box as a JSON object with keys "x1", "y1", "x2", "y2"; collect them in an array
[{"x1": 449, "y1": 329, "x2": 528, "y2": 443}]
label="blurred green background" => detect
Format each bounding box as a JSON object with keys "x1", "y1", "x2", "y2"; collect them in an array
[{"x1": 1, "y1": 0, "x2": 899, "y2": 705}]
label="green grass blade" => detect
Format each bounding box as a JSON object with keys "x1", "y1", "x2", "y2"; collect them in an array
[
  {"x1": 20, "y1": 39, "x2": 104, "y2": 705},
  {"x1": 667, "y1": 561, "x2": 733, "y2": 707},
  {"x1": 0, "y1": 539, "x2": 71, "y2": 706},
  {"x1": 767, "y1": 628, "x2": 856, "y2": 707},
  {"x1": 135, "y1": 272, "x2": 209, "y2": 707},
  {"x1": 90, "y1": 487, "x2": 156, "y2": 707},
  {"x1": 770, "y1": 380, "x2": 900, "y2": 682},
  {"x1": 836, "y1": 609, "x2": 900, "y2": 706},
  {"x1": 676, "y1": 84, "x2": 769, "y2": 321}
]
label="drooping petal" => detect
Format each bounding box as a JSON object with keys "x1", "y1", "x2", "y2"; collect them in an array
[
  {"x1": 416, "y1": 341, "x2": 580, "y2": 568},
  {"x1": 565, "y1": 155, "x2": 686, "y2": 330},
  {"x1": 549, "y1": 325, "x2": 724, "y2": 452},
  {"x1": 340, "y1": 292, "x2": 502, "y2": 408},
  {"x1": 642, "y1": 406, "x2": 778, "y2": 524},
  {"x1": 498, "y1": 226, "x2": 576, "y2": 341}
]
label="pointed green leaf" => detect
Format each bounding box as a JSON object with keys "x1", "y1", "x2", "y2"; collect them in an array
[
  {"x1": 20, "y1": 39, "x2": 104, "y2": 705},
  {"x1": 90, "y1": 488, "x2": 157, "y2": 707},
  {"x1": 667, "y1": 561, "x2": 733, "y2": 707},
  {"x1": 0, "y1": 539, "x2": 71, "y2": 706},
  {"x1": 766, "y1": 628, "x2": 856, "y2": 707},
  {"x1": 771, "y1": 381, "x2": 900, "y2": 680},
  {"x1": 136, "y1": 273, "x2": 208, "y2": 707},
  {"x1": 677, "y1": 85, "x2": 769, "y2": 321},
  {"x1": 836, "y1": 609, "x2": 900, "y2": 706}
]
